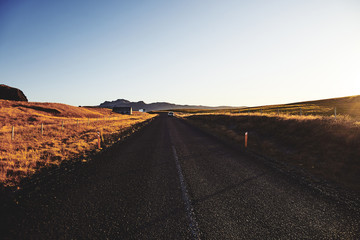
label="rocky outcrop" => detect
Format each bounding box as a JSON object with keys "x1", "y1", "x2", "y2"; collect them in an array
[{"x1": 0, "y1": 84, "x2": 28, "y2": 101}]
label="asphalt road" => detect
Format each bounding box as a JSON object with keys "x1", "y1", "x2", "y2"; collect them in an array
[{"x1": 1, "y1": 113, "x2": 359, "y2": 239}]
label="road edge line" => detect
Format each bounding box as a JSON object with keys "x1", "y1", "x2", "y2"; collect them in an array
[{"x1": 172, "y1": 145, "x2": 200, "y2": 240}]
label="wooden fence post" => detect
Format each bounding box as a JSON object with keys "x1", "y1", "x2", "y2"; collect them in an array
[
  {"x1": 41, "y1": 123, "x2": 44, "y2": 135},
  {"x1": 11, "y1": 126, "x2": 14, "y2": 141},
  {"x1": 97, "y1": 132, "x2": 101, "y2": 149},
  {"x1": 334, "y1": 107, "x2": 337, "y2": 119}
]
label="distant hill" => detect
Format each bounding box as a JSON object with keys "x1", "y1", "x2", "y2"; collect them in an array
[
  {"x1": 98, "y1": 99, "x2": 239, "y2": 112},
  {"x1": 0, "y1": 99, "x2": 125, "y2": 127}
]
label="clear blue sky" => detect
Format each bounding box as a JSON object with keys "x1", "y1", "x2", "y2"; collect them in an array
[{"x1": 1, "y1": 0, "x2": 359, "y2": 107}]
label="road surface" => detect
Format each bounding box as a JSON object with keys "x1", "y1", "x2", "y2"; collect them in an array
[{"x1": 1, "y1": 113, "x2": 359, "y2": 239}]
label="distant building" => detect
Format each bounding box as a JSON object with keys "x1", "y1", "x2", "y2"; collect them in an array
[
  {"x1": 139, "y1": 109, "x2": 146, "y2": 112},
  {"x1": 113, "y1": 106, "x2": 132, "y2": 115}
]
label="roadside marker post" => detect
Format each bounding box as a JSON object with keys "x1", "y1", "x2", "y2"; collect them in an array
[
  {"x1": 41, "y1": 123, "x2": 44, "y2": 136},
  {"x1": 245, "y1": 132, "x2": 248, "y2": 148},
  {"x1": 334, "y1": 107, "x2": 337, "y2": 119}
]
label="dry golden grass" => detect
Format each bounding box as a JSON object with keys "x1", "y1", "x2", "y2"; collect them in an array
[
  {"x1": 174, "y1": 95, "x2": 360, "y2": 121},
  {"x1": 0, "y1": 100, "x2": 155, "y2": 186}
]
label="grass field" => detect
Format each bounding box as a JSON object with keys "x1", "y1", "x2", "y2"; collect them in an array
[
  {"x1": 0, "y1": 100, "x2": 155, "y2": 187},
  {"x1": 173, "y1": 95, "x2": 360, "y2": 121},
  {"x1": 176, "y1": 95, "x2": 360, "y2": 192}
]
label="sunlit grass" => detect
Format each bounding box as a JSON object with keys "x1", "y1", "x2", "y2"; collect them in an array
[
  {"x1": 174, "y1": 95, "x2": 360, "y2": 121},
  {"x1": 0, "y1": 100, "x2": 155, "y2": 187}
]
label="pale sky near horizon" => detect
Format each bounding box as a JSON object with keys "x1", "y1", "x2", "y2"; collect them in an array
[{"x1": 1, "y1": 0, "x2": 359, "y2": 107}]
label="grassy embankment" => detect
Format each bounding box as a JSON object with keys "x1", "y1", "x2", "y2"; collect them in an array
[
  {"x1": 0, "y1": 100, "x2": 155, "y2": 187},
  {"x1": 175, "y1": 95, "x2": 360, "y2": 192}
]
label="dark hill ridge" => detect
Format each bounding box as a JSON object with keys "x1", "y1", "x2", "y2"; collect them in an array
[
  {"x1": 99, "y1": 99, "x2": 238, "y2": 112},
  {"x1": 0, "y1": 84, "x2": 28, "y2": 101}
]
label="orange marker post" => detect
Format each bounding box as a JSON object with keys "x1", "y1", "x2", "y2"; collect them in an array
[{"x1": 245, "y1": 132, "x2": 248, "y2": 148}]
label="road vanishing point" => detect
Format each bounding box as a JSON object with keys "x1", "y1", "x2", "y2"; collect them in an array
[{"x1": 1, "y1": 113, "x2": 359, "y2": 239}]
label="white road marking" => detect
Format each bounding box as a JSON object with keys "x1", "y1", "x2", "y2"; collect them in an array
[{"x1": 172, "y1": 146, "x2": 200, "y2": 240}]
